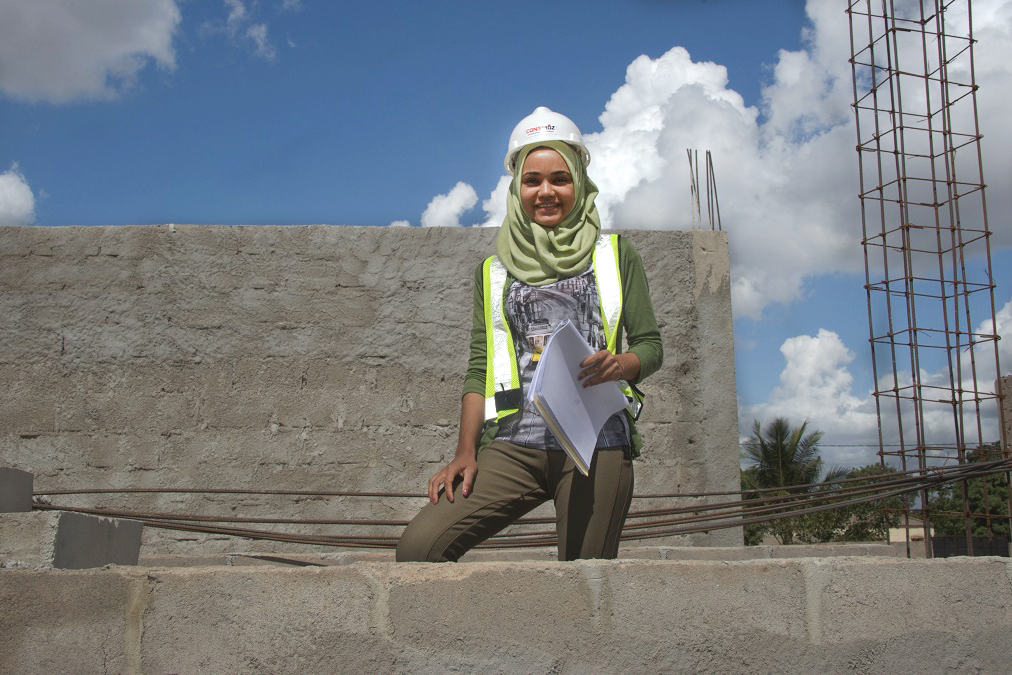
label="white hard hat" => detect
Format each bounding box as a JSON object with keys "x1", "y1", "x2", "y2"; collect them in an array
[{"x1": 503, "y1": 106, "x2": 591, "y2": 175}]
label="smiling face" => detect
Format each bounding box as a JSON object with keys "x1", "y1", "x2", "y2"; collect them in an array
[{"x1": 519, "y1": 147, "x2": 576, "y2": 228}]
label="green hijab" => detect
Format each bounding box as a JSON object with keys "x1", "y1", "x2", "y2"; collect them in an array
[{"x1": 495, "y1": 140, "x2": 601, "y2": 286}]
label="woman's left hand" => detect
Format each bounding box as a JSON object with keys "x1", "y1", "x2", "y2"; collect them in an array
[{"x1": 578, "y1": 350, "x2": 640, "y2": 387}]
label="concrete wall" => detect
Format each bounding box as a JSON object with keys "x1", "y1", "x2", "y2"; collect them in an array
[
  {"x1": 2, "y1": 556, "x2": 1010, "y2": 673},
  {"x1": 0, "y1": 225, "x2": 740, "y2": 553},
  {"x1": 0, "y1": 467, "x2": 32, "y2": 511},
  {"x1": 1, "y1": 511, "x2": 142, "y2": 569}
]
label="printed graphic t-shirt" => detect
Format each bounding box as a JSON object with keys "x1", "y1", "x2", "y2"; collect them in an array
[{"x1": 494, "y1": 265, "x2": 630, "y2": 450}]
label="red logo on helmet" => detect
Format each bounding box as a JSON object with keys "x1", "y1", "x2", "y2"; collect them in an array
[{"x1": 525, "y1": 123, "x2": 556, "y2": 136}]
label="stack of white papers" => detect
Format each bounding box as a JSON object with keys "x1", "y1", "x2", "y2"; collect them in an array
[{"x1": 527, "y1": 320, "x2": 628, "y2": 476}]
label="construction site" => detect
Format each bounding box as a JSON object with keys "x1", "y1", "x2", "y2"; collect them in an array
[{"x1": 2, "y1": 0, "x2": 1011, "y2": 672}]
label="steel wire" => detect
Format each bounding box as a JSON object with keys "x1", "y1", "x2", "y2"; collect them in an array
[{"x1": 32, "y1": 459, "x2": 1011, "y2": 549}]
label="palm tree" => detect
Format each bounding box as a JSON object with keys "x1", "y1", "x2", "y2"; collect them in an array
[
  {"x1": 741, "y1": 417, "x2": 840, "y2": 544},
  {"x1": 742, "y1": 417, "x2": 825, "y2": 492}
]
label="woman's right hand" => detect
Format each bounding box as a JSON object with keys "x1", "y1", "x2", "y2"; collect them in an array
[
  {"x1": 427, "y1": 391, "x2": 485, "y2": 504},
  {"x1": 427, "y1": 453, "x2": 478, "y2": 504}
]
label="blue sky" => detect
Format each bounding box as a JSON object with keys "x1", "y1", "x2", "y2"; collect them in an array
[
  {"x1": 1, "y1": 0, "x2": 808, "y2": 227},
  {"x1": 1, "y1": 0, "x2": 1009, "y2": 467}
]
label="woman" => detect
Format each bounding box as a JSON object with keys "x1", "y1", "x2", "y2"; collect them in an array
[{"x1": 396, "y1": 107, "x2": 662, "y2": 562}]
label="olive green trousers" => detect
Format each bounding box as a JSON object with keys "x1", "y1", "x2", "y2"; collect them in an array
[{"x1": 396, "y1": 440, "x2": 633, "y2": 562}]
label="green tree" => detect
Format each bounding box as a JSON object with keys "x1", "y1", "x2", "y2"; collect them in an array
[
  {"x1": 930, "y1": 443, "x2": 1010, "y2": 540},
  {"x1": 741, "y1": 417, "x2": 830, "y2": 545},
  {"x1": 742, "y1": 417, "x2": 825, "y2": 493},
  {"x1": 791, "y1": 464, "x2": 903, "y2": 543},
  {"x1": 741, "y1": 418, "x2": 903, "y2": 545},
  {"x1": 740, "y1": 466, "x2": 766, "y2": 546}
]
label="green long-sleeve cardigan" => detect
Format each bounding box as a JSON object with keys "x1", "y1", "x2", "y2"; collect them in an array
[{"x1": 461, "y1": 235, "x2": 663, "y2": 457}]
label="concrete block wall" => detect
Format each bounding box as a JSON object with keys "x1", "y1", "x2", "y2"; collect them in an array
[
  {"x1": 0, "y1": 225, "x2": 740, "y2": 553},
  {"x1": 0, "y1": 511, "x2": 142, "y2": 569},
  {"x1": 2, "y1": 467, "x2": 143, "y2": 569},
  {"x1": 2, "y1": 556, "x2": 1010, "y2": 673},
  {"x1": 0, "y1": 467, "x2": 33, "y2": 511}
]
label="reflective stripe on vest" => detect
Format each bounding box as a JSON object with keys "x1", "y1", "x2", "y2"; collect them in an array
[
  {"x1": 593, "y1": 234, "x2": 623, "y2": 353},
  {"x1": 483, "y1": 256, "x2": 520, "y2": 421},
  {"x1": 594, "y1": 234, "x2": 643, "y2": 419},
  {"x1": 482, "y1": 234, "x2": 642, "y2": 421}
]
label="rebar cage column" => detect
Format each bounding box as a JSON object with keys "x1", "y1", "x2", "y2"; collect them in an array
[{"x1": 848, "y1": 0, "x2": 1007, "y2": 557}]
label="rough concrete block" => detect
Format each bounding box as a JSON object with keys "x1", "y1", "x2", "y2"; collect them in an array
[
  {"x1": 53, "y1": 512, "x2": 143, "y2": 569},
  {"x1": 605, "y1": 559, "x2": 810, "y2": 651},
  {"x1": 0, "y1": 511, "x2": 142, "y2": 569},
  {"x1": 657, "y1": 545, "x2": 773, "y2": 560},
  {"x1": 140, "y1": 566, "x2": 386, "y2": 673},
  {"x1": 138, "y1": 553, "x2": 233, "y2": 567},
  {"x1": 768, "y1": 542, "x2": 900, "y2": 559},
  {"x1": 0, "y1": 513, "x2": 57, "y2": 566},
  {"x1": 383, "y1": 561, "x2": 598, "y2": 671},
  {"x1": 595, "y1": 558, "x2": 830, "y2": 671},
  {"x1": 453, "y1": 547, "x2": 558, "y2": 563},
  {"x1": 815, "y1": 557, "x2": 1012, "y2": 644},
  {"x1": 0, "y1": 569, "x2": 143, "y2": 675},
  {"x1": 0, "y1": 467, "x2": 32, "y2": 512},
  {"x1": 2, "y1": 558, "x2": 1012, "y2": 672}
]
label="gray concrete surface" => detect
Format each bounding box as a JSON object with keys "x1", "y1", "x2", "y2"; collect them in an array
[
  {"x1": 2, "y1": 556, "x2": 1009, "y2": 673},
  {"x1": 0, "y1": 225, "x2": 741, "y2": 554},
  {"x1": 1, "y1": 510, "x2": 142, "y2": 569},
  {"x1": 0, "y1": 512, "x2": 57, "y2": 566},
  {"x1": 132, "y1": 542, "x2": 904, "y2": 568},
  {"x1": 52, "y1": 511, "x2": 143, "y2": 569},
  {"x1": 0, "y1": 466, "x2": 32, "y2": 511}
]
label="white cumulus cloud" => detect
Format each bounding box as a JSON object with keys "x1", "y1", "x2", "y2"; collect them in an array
[
  {"x1": 581, "y1": 5, "x2": 861, "y2": 321},
  {"x1": 993, "y1": 297, "x2": 1012, "y2": 375},
  {"x1": 966, "y1": 0, "x2": 1012, "y2": 249},
  {"x1": 740, "y1": 329, "x2": 880, "y2": 466},
  {"x1": 407, "y1": 0, "x2": 1011, "y2": 464},
  {"x1": 448, "y1": 0, "x2": 1012, "y2": 321},
  {"x1": 476, "y1": 176, "x2": 512, "y2": 228},
  {"x1": 420, "y1": 182, "x2": 478, "y2": 228},
  {"x1": 0, "y1": 0, "x2": 181, "y2": 103},
  {"x1": 0, "y1": 165, "x2": 36, "y2": 225},
  {"x1": 742, "y1": 288, "x2": 1012, "y2": 467},
  {"x1": 422, "y1": 6, "x2": 861, "y2": 318}
]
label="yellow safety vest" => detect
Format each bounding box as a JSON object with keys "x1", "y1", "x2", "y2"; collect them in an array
[{"x1": 481, "y1": 233, "x2": 643, "y2": 423}]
